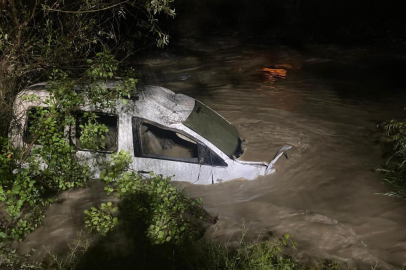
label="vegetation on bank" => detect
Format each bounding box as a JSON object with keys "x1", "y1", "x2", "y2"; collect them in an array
[{"x1": 377, "y1": 115, "x2": 406, "y2": 198}]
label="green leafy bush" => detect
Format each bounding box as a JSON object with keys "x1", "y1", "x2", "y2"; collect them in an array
[
  {"x1": 84, "y1": 203, "x2": 118, "y2": 236},
  {"x1": 77, "y1": 113, "x2": 109, "y2": 151},
  {"x1": 85, "y1": 151, "x2": 217, "y2": 245},
  {"x1": 377, "y1": 116, "x2": 406, "y2": 197}
]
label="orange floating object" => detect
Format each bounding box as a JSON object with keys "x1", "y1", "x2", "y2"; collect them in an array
[
  {"x1": 262, "y1": 68, "x2": 287, "y2": 83},
  {"x1": 262, "y1": 68, "x2": 287, "y2": 77}
]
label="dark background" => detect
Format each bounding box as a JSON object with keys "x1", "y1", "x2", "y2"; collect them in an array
[{"x1": 164, "y1": 0, "x2": 406, "y2": 46}]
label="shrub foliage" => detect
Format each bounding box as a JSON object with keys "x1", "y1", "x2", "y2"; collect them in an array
[
  {"x1": 377, "y1": 116, "x2": 406, "y2": 197},
  {"x1": 85, "y1": 151, "x2": 217, "y2": 245},
  {"x1": 0, "y1": 0, "x2": 175, "y2": 136}
]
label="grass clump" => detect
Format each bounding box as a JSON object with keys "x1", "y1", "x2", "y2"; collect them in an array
[
  {"x1": 195, "y1": 234, "x2": 299, "y2": 270},
  {"x1": 0, "y1": 231, "x2": 90, "y2": 270},
  {"x1": 191, "y1": 229, "x2": 343, "y2": 270}
]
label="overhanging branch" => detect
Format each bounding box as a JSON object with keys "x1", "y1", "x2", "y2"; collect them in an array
[{"x1": 43, "y1": 1, "x2": 129, "y2": 14}]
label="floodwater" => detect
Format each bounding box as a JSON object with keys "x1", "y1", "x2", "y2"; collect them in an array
[
  {"x1": 134, "y1": 38, "x2": 406, "y2": 269},
  {"x1": 18, "y1": 38, "x2": 406, "y2": 269}
]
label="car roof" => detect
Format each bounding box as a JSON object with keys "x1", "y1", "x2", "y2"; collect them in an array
[
  {"x1": 17, "y1": 82, "x2": 196, "y2": 127},
  {"x1": 136, "y1": 84, "x2": 195, "y2": 126}
]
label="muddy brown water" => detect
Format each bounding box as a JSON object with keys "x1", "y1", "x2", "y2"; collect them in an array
[{"x1": 18, "y1": 39, "x2": 406, "y2": 269}]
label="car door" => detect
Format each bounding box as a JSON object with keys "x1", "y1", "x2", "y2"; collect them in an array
[{"x1": 131, "y1": 117, "x2": 227, "y2": 184}]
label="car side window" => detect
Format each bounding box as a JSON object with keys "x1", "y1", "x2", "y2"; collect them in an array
[
  {"x1": 74, "y1": 112, "x2": 118, "y2": 152},
  {"x1": 24, "y1": 107, "x2": 51, "y2": 144},
  {"x1": 132, "y1": 118, "x2": 227, "y2": 166},
  {"x1": 136, "y1": 122, "x2": 199, "y2": 163}
]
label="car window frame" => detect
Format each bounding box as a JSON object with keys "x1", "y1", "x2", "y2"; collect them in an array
[
  {"x1": 24, "y1": 106, "x2": 56, "y2": 145},
  {"x1": 72, "y1": 110, "x2": 119, "y2": 154}
]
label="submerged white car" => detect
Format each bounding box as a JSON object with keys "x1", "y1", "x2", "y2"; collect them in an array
[{"x1": 10, "y1": 83, "x2": 291, "y2": 185}]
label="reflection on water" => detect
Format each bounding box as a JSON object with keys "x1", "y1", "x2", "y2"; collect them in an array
[{"x1": 19, "y1": 38, "x2": 406, "y2": 269}]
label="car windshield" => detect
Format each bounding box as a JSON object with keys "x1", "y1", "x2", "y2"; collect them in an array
[{"x1": 183, "y1": 101, "x2": 242, "y2": 158}]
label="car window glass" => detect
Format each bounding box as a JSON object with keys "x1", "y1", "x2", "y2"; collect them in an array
[
  {"x1": 184, "y1": 101, "x2": 242, "y2": 158},
  {"x1": 75, "y1": 112, "x2": 118, "y2": 152},
  {"x1": 139, "y1": 123, "x2": 198, "y2": 163},
  {"x1": 198, "y1": 143, "x2": 228, "y2": 167}
]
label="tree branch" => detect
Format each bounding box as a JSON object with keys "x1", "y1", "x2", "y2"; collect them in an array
[
  {"x1": 24, "y1": 0, "x2": 40, "y2": 26},
  {"x1": 8, "y1": 0, "x2": 19, "y2": 27},
  {"x1": 43, "y1": 1, "x2": 129, "y2": 14}
]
